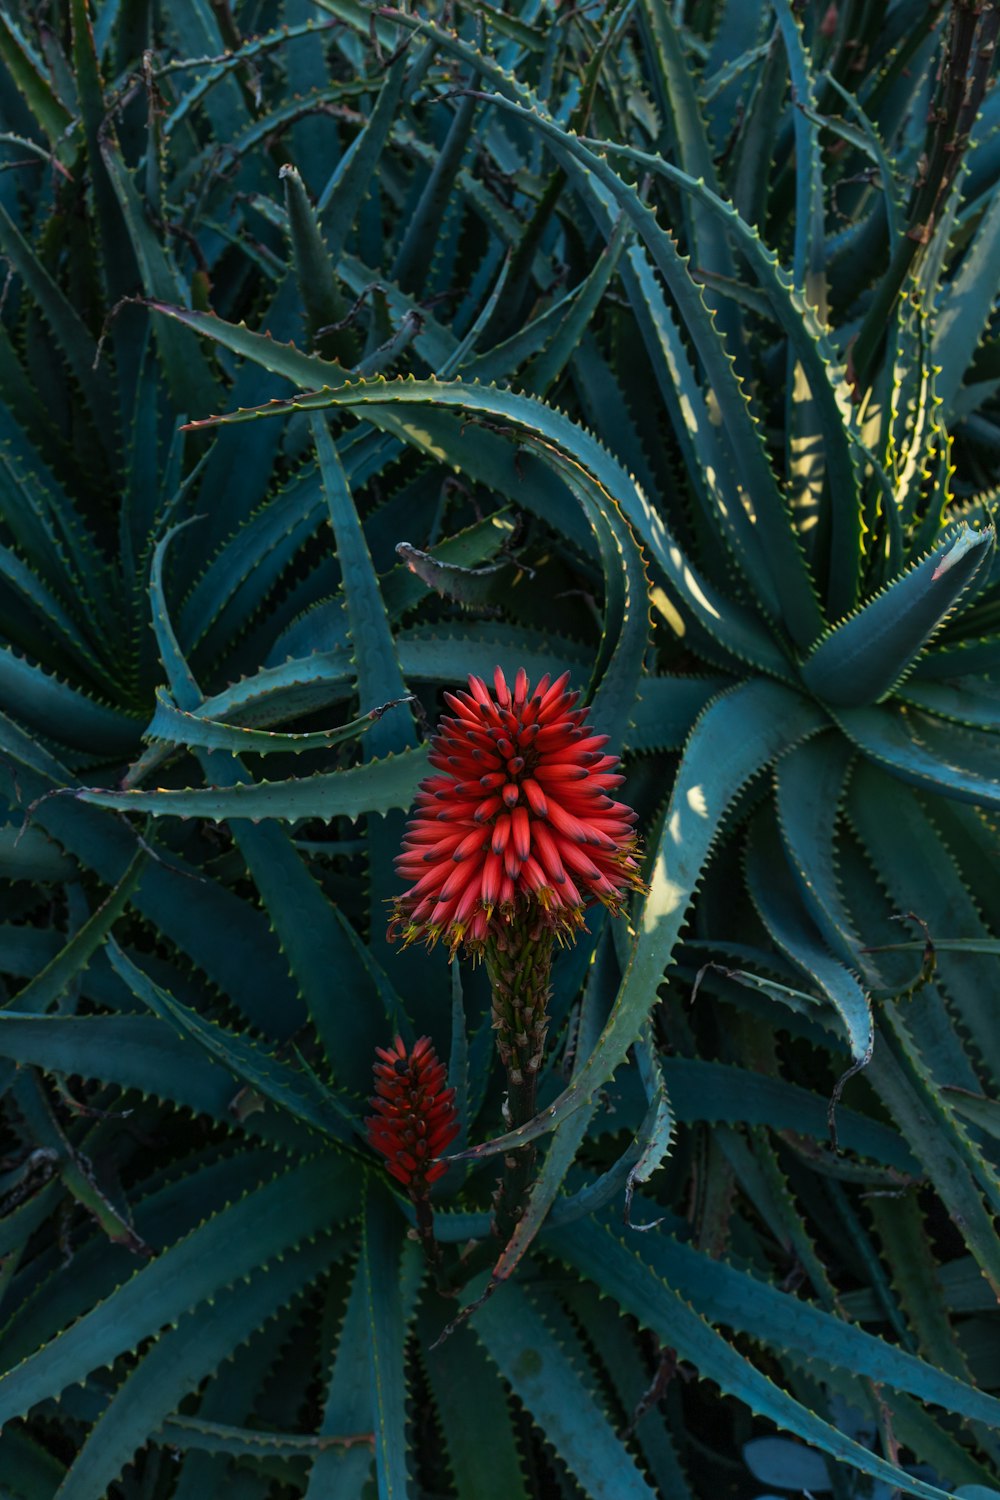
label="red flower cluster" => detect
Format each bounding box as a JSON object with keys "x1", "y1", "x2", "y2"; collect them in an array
[
  {"x1": 391, "y1": 667, "x2": 644, "y2": 954},
  {"x1": 365, "y1": 1036, "x2": 458, "y2": 1189}
]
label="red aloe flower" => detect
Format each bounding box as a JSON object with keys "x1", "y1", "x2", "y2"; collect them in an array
[
  {"x1": 365, "y1": 1035, "x2": 459, "y2": 1189},
  {"x1": 391, "y1": 667, "x2": 645, "y2": 955}
]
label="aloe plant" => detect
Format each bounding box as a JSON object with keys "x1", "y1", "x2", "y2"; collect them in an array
[{"x1": 0, "y1": 2, "x2": 999, "y2": 1498}]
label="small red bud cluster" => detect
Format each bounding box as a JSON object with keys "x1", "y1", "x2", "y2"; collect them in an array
[{"x1": 365, "y1": 1036, "x2": 458, "y2": 1191}]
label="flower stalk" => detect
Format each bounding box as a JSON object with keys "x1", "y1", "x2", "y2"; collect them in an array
[
  {"x1": 486, "y1": 913, "x2": 555, "y2": 1241},
  {"x1": 390, "y1": 667, "x2": 644, "y2": 1243}
]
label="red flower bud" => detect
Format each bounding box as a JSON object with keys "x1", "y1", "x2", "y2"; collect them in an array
[{"x1": 365, "y1": 1036, "x2": 458, "y2": 1191}]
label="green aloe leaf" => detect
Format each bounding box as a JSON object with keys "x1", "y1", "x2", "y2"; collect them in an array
[
  {"x1": 281, "y1": 164, "x2": 353, "y2": 362},
  {"x1": 0, "y1": 11, "x2": 73, "y2": 147},
  {"x1": 11, "y1": 1069, "x2": 145, "y2": 1251},
  {"x1": 481, "y1": 96, "x2": 846, "y2": 637},
  {"x1": 773, "y1": 735, "x2": 864, "y2": 971},
  {"x1": 317, "y1": 45, "x2": 411, "y2": 260},
  {"x1": 174, "y1": 370, "x2": 794, "y2": 680},
  {"x1": 656, "y1": 1058, "x2": 916, "y2": 1173},
  {"x1": 0, "y1": 647, "x2": 138, "y2": 755},
  {"x1": 0, "y1": 1147, "x2": 287, "y2": 1370},
  {"x1": 0, "y1": 1154, "x2": 357, "y2": 1426},
  {"x1": 363, "y1": 1185, "x2": 416, "y2": 1500},
  {"x1": 867, "y1": 1013, "x2": 1000, "y2": 1296},
  {"x1": 178, "y1": 429, "x2": 395, "y2": 658},
  {"x1": 560, "y1": 1285, "x2": 696, "y2": 1496},
  {"x1": 4, "y1": 850, "x2": 145, "y2": 1015},
  {"x1": 107, "y1": 941, "x2": 356, "y2": 1144},
  {"x1": 0, "y1": 1427, "x2": 66, "y2": 1496},
  {"x1": 0, "y1": 540, "x2": 94, "y2": 678},
  {"x1": 147, "y1": 521, "x2": 405, "y2": 1085},
  {"x1": 153, "y1": 1411, "x2": 368, "y2": 1460},
  {"x1": 0, "y1": 405, "x2": 116, "y2": 643},
  {"x1": 144, "y1": 300, "x2": 378, "y2": 404},
  {"x1": 849, "y1": 760, "x2": 1000, "y2": 1086},
  {"x1": 866, "y1": 1193, "x2": 977, "y2": 1394},
  {"x1": 422, "y1": 1312, "x2": 529, "y2": 1500},
  {"x1": 471, "y1": 1279, "x2": 658, "y2": 1499},
  {"x1": 99, "y1": 139, "x2": 219, "y2": 416},
  {"x1": 0, "y1": 207, "x2": 113, "y2": 458},
  {"x1": 745, "y1": 812, "x2": 873, "y2": 1066},
  {"x1": 618, "y1": 243, "x2": 782, "y2": 618},
  {"x1": 0, "y1": 1011, "x2": 307, "y2": 1147},
  {"x1": 547, "y1": 1219, "x2": 972, "y2": 1500},
  {"x1": 800, "y1": 523, "x2": 995, "y2": 706},
  {"x1": 835, "y1": 703, "x2": 1000, "y2": 810},
  {"x1": 895, "y1": 677, "x2": 1000, "y2": 731},
  {"x1": 161, "y1": 0, "x2": 252, "y2": 141},
  {"x1": 311, "y1": 415, "x2": 416, "y2": 758},
  {"x1": 144, "y1": 687, "x2": 409, "y2": 756},
  {"x1": 160, "y1": 14, "x2": 339, "y2": 135},
  {"x1": 305, "y1": 1246, "x2": 376, "y2": 1498},
  {"x1": 487, "y1": 958, "x2": 605, "y2": 1282},
  {"x1": 45, "y1": 1234, "x2": 344, "y2": 1500},
  {"x1": 78, "y1": 744, "x2": 430, "y2": 822},
  {"x1": 561, "y1": 1217, "x2": 987, "y2": 1412},
  {"x1": 520, "y1": 218, "x2": 631, "y2": 396},
  {"x1": 626, "y1": 675, "x2": 732, "y2": 753},
  {"x1": 530, "y1": 445, "x2": 650, "y2": 746},
  {"x1": 773, "y1": 0, "x2": 834, "y2": 581},
  {"x1": 7, "y1": 756, "x2": 306, "y2": 1036},
  {"x1": 933, "y1": 185, "x2": 1000, "y2": 419}
]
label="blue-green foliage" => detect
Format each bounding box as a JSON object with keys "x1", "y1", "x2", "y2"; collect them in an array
[{"x1": 0, "y1": 2, "x2": 998, "y2": 1497}]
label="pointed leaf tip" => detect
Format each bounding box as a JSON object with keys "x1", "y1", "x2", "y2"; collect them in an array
[{"x1": 800, "y1": 523, "x2": 994, "y2": 707}]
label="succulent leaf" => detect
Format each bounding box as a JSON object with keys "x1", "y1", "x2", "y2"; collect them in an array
[{"x1": 800, "y1": 523, "x2": 996, "y2": 706}]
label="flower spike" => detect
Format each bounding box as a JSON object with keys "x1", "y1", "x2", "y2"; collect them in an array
[
  {"x1": 365, "y1": 1035, "x2": 458, "y2": 1191},
  {"x1": 390, "y1": 668, "x2": 645, "y2": 957}
]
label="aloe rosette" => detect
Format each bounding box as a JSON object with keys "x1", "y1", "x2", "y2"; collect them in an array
[{"x1": 0, "y1": 3, "x2": 999, "y2": 1499}]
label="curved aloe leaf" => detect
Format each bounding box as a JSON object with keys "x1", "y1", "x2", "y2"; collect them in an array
[
  {"x1": 471, "y1": 1280, "x2": 658, "y2": 1500},
  {"x1": 50, "y1": 1233, "x2": 344, "y2": 1500},
  {"x1": 143, "y1": 687, "x2": 411, "y2": 755},
  {"x1": 545, "y1": 1220, "x2": 961, "y2": 1500},
  {"x1": 79, "y1": 744, "x2": 430, "y2": 822},
  {"x1": 0, "y1": 1154, "x2": 357, "y2": 1427},
  {"x1": 895, "y1": 677, "x2": 1000, "y2": 730},
  {"x1": 305, "y1": 1252, "x2": 376, "y2": 1497},
  {"x1": 548, "y1": 1217, "x2": 1000, "y2": 1434},
  {"x1": 773, "y1": 735, "x2": 867, "y2": 973},
  {"x1": 5, "y1": 850, "x2": 145, "y2": 1015},
  {"x1": 108, "y1": 941, "x2": 357, "y2": 1144},
  {"x1": 835, "y1": 703, "x2": 1000, "y2": 810},
  {"x1": 800, "y1": 523, "x2": 995, "y2": 706},
  {"x1": 745, "y1": 813, "x2": 873, "y2": 1065},
  {"x1": 363, "y1": 1184, "x2": 416, "y2": 1500},
  {"x1": 175, "y1": 370, "x2": 794, "y2": 680}
]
